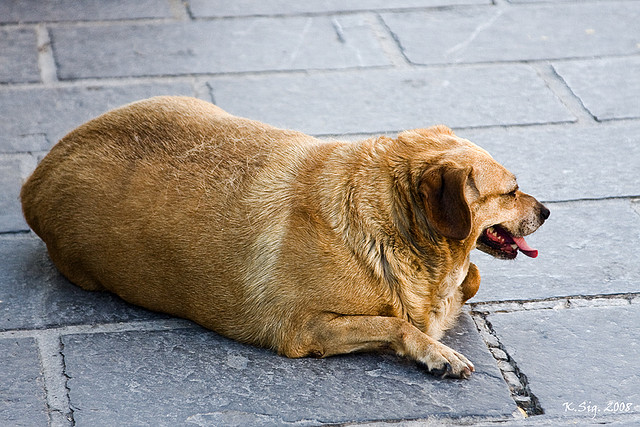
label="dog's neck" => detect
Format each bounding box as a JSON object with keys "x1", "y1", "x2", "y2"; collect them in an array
[{"x1": 316, "y1": 137, "x2": 471, "y2": 334}]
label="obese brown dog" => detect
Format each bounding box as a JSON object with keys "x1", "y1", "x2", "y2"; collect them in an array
[{"x1": 21, "y1": 96, "x2": 549, "y2": 379}]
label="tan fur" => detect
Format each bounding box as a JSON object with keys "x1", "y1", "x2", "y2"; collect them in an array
[{"x1": 21, "y1": 96, "x2": 548, "y2": 378}]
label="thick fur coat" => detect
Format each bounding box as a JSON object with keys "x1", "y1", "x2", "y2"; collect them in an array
[{"x1": 21, "y1": 97, "x2": 548, "y2": 378}]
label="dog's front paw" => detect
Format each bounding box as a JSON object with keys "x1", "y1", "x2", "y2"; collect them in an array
[{"x1": 419, "y1": 342, "x2": 474, "y2": 379}]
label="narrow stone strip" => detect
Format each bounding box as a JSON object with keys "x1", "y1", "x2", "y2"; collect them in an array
[
  {"x1": 0, "y1": 318, "x2": 197, "y2": 341},
  {"x1": 632, "y1": 198, "x2": 640, "y2": 218},
  {"x1": 370, "y1": 12, "x2": 412, "y2": 68},
  {"x1": 1, "y1": 319, "x2": 199, "y2": 425},
  {"x1": 470, "y1": 294, "x2": 639, "y2": 417},
  {"x1": 472, "y1": 313, "x2": 544, "y2": 417},
  {"x1": 36, "y1": 23, "x2": 58, "y2": 84},
  {"x1": 168, "y1": 0, "x2": 190, "y2": 20},
  {"x1": 193, "y1": 77, "x2": 213, "y2": 101},
  {"x1": 470, "y1": 293, "x2": 638, "y2": 314},
  {"x1": 35, "y1": 331, "x2": 74, "y2": 427},
  {"x1": 531, "y1": 62, "x2": 595, "y2": 124}
]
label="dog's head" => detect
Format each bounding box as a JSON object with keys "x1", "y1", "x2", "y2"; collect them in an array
[{"x1": 394, "y1": 125, "x2": 549, "y2": 260}]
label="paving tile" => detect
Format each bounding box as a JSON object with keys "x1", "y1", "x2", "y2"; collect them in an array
[
  {"x1": 0, "y1": 155, "x2": 35, "y2": 233},
  {"x1": 458, "y1": 122, "x2": 640, "y2": 202},
  {"x1": 553, "y1": 57, "x2": 640, "y2": 121},
  {"x1": 0, "y1": 337, "x2": 49, "y2": 426},
  {"x1": 508, "y1": 0, "x2": 624, "y2": 2},
  {"x1": 382, "y1": 2, "x2": 640, "y2": 64},
  {"x1": 488, "y1": 305, "x2": 640, "y2": 419},
  {"x1": 470, "y1": 199, "x2": 640, "y2": 303},
  {"x1": 209, "y1": 65, "x2": 574, "y2": 135},
  {"x1": 1, "y1": 134, "x2": 51, "y2": 154},
  {"x1": 51, "y1": 16, "x2": 390, "y2": 80},
  {"x1": 189, "y1": 0, "x2": 490, "y2": 17},
  {"x1": 0, "y1": 236, "x2": 165, "y2": 331},
  {"x1": 62, "y1": 314, "x2": 515, "y2": 425},
  {"x1": 476, "y1": 413, "x2": 640, "y2": 427},
  {"x1": 0, "y1": 0, "x2": 173, "y2": 23},
  {"x1": 0, "y1": 82, "x2": 195, "y2": 153},
  {"x1": 633, "y1": 199, "x2": 640, "y2": 217},
  {"x1": 0, "y1": 27, "x2": 39, "y2": 83}
]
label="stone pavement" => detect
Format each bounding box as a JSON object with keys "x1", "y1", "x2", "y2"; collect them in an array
[{"x1": 1, "y1": 0, "x2": 639, "y2": 425}]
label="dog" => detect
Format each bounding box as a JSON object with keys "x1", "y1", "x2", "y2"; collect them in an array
[{"x1": 21, "y1": 96, "x2": 549, "y2": 379}]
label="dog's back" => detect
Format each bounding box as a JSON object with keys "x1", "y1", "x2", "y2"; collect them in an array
[{"x1": 20, "y1": 96, "x2": 318, "y2": 347}]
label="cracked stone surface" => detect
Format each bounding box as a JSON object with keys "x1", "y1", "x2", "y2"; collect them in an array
[
  {"x1": 189, "y1": 0, "x2": 490, "y2": 17},
  {"x1": 553, "y1": 57, "x2": 640, "y2": 122},
  {"x1": 0, "y1": 27, "x2": 40, "y2": 84},
  {"x1": 209, "y1": 65, "x2": 574, "y2": 135},
  {"x1": 62, "y1": 314, "x2": 516, "y2": 426},
  {"x1": 0, "y1": 156, "x2": 34, "y2": 232},
  {"x1": 0, "y1": 83, "x2": 196, "y2": 153},
  {"x1": 382, "y1": 2, "x2": 640, "y2": 64},
  {"x1": 471, "y1": 199, "x2": 640, "y2": 303},
  {"x1": 0, "y1": 236, "x2": 166, "y2": 331},
  {"x1": 1, "y1": 0, "x2": 639, "y2": 425},
  {"x1": 487, "y1": 305, "x2": 640, "y2": 420},
  {"x1": 0, "y1": 0, "x2": 173, "y2": 22},
  {"x1": 0, "y1": 338, "x2": 48, "y2": 426},
  {"x1": 458, "y1": 122, "x2": 640, "y2": 202},
  {"x1": 51, "y1": 16, "x2": 390, "y2": 79}
]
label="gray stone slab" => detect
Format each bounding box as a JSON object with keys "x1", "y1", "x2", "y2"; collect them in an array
[
  {"x1": 51, "y1": 16, "x2": 389, "y2": 80},
  {"x1": 458, "y1": 122, "x2": 640, "y2": 202},
  {"x1": 509, "y1": 0, "x2": 624, "y2": 2},
  {"x1": 553, "y1": 57, "x2": 640, "y2": 122},
  {"x1": 0, "y1": 155, "x2": 35, "y2": 233},
  {"x1": 0, "y1": 338, "x2": 48, "y2": 425},
  {"x1": 0, "y1": 27, "x2": 39, "y2": 83},
  {"x1": 0, "y1": 0, "x2": 173, "y2": 23},
  {"x1": 0, "y1": 82, "x2": 195, "y2": 153},
  {"x1": 62, "y1": 314, "x2": 516, "y2": 425},
  {"x1": 0, "y1": 236, "x2": 165, "y2": 331},
  {"x1": 189, "y1": 0, "x2": 490, "y2": 17},
  {"x1": 382, "y1": 2, "x2": 640, "y2": 64},
  {"x1": 446, "y1": 413, "x2": 640, "y2": 427},
  {"x1": 488, "y1": 305, "x2": 640, "y2": 419},
  {"x1": 470, "y1": 199, "x2": 640, "y2": 303},
  {"x1": 209, "y1": 65, "x2": 574, "y2": 135}
]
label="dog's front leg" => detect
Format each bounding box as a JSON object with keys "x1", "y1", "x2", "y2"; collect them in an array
[
  {"x1": 460, "y1": 262, "x2": 480, "y2": 303},
  {"x1": 291, "y1": 314, "x2": 474, "y2": 379}
]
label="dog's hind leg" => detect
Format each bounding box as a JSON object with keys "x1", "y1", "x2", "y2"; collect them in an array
[{"x1": 45, "y1": 243, "x2": 106, "y2": 291}]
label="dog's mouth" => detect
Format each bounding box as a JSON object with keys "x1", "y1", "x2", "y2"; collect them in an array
[{"x1": 477, "y1": 225, "x2": 538, "y2": 260}]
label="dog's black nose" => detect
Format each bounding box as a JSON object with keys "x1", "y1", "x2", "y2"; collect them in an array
[{"x1": 540, "y1": 204, "x2": 550, "y2": 221}]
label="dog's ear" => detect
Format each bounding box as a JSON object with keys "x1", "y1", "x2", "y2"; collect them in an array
[{"x1": 419, "y1": 165, "x2": 472, "y2": 240}]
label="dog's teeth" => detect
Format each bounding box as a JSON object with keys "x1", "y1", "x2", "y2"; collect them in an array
[{"x1": 511, "y1": 244, "x2": 518, "y2": 250}]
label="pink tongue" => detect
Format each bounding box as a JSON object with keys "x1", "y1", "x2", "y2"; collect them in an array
[{"x1": 512, "y1": 236, "x2": 538, "y2": 258}]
